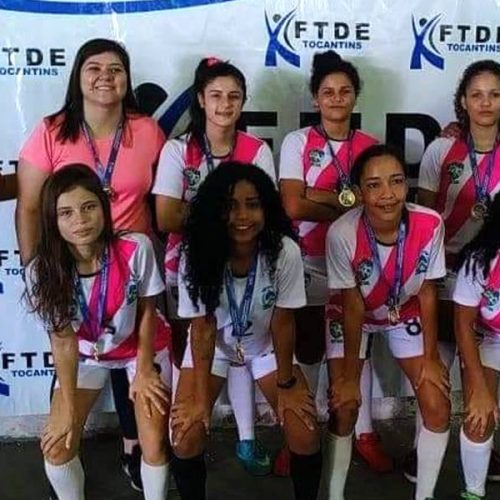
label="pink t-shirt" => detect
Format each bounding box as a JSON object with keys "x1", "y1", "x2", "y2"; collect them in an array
[
  {"x1": 279, "y1": 126, "x2": 378, "y2": 262},
  {"x1": 19, "y1": 114, "x2": 166, "y2": 234},
  {"x1": 326, "y1": 204, "x2": 445, "y2": 329}
]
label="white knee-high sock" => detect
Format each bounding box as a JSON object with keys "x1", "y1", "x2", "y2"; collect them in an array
[
  {"x1": 299, "y1": 361, "x2": 321, "y2": 395},
  {"x1": 460, "y1": 428, "x2": 493, "y2": 497},
  {"x1": 227, "y1": 364, "x2": 255, "y2": 441},
  {"x1": 320, "y1": 432, "x2": 353, "y2": 500},
  {"x1": 415, "y1": 426, "x2": 450, "y2": 500},
  {"x1": 355, "y1": 361, "x2": 374, "y2": 437},
  {"x1": 141, "y1": 460, "x2": 169, "y2": 500},
  {"x1": 413, "y1": 406, "x2": 423, "y2": 449},
  {"x1": 44, "y1": 456, "x2": 84, "y2": 500}
]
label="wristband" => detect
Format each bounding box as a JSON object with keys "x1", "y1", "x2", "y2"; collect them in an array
[{"x1": 277, "y1": 375, "x2": 297, "y2": 390}]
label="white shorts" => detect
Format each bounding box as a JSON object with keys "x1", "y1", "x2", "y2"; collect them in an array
[
  {"x1": 436, "y1": 268, "x2": 457, "y2": 302},
  {"x1": 325, "y1": 316, "x2": 424, "y2": 360},
  {"x1": 477, "y1": 331, "x2": 500, "y2": 372},
  {"x1": 304, "y1": 263, "x2": 328, "y2": 306},
  {"x1": 54, "y1": 347, "x2": 172, "y2": 391}
]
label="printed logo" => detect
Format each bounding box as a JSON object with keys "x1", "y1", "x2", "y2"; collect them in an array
[
  {"x1": 410, "y1": 14, "x2": 500, "y2": 71},
  {"x1": 329, "y1": 320, "x2": 343, "y2": 342},
  {"x1": 0, "y1": 46, "x2": 66, "y2": 77},
  {"x1": 126, "y1": 279, "x2": 138, "y2": 305},
  {"x1": 1, "y1": 343, "x2": 54, "y2": 381},
  {"x1": 482, "y1": 288, "x2": 499, "y2": 311},
  {"x1": 265, "y1": 7, "x2": 371, "y2": 68},
  {"x1": 183, "y1": 168, "x2": 202, "y2": 190},
  {"x1": 447, "y1": 162, "x2": 464, "y2": 184},
  {"x1": 309, "y1": 149, "x2": 325, "y2": 168},
  {"x1": 355, "y1": 258, "x2": 373, "y2": 286},
  {"x1": 261, "y1": 286, "x2": 277, "y2": 309},
  {"x1": 416, "y1": 251, "x2": 430, "y2": 274}
]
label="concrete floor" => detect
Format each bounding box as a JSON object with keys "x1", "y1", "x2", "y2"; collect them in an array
[{"x1": 1, "y1": 419, "x2": 500, "y2": 500}]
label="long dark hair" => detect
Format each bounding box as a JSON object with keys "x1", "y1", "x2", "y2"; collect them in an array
[
  {"x1": 26, "y1": 164, "x2": 114, "y2": 331},
  {"x1": 456, "y1": 193, "x2": 500, "y2": 280},
  {"x1": 182, "y1": 162, "x2": 296, "y2": 314},
  {"x1": 47, "y1": 38, "x2": 139, "y2": 143},
  {"x1": 454, "y1": 59, "x2": 500, "y2": 137},
  {"x1": 309, "y1": 50, "x2": 362, "y2": 97},
  {"x1": 185, "y1": 57, "x2": 247, "y2": 150}
]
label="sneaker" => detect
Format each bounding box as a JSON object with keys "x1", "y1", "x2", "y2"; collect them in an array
[
  {"x1": 354, "y1": 432, "x2": 394, "y2": 473},
  {"x1": 273, "y1": 446, "x2": 290, "y2": 477},
  {"x1": 121, "y1": 444, "x2": 143, "y2": 492},
  {"x1": 401, "y1": 448, "x2": 417, "y2": 484},
  {"x1": 460, "y1": 492, "x2": 485, "y2": 499},
  {"x1": 236, "y1": 439, "x2": 272, "y2": 476},
  {"x1": 487, "y1": 448, "x2": 500, "y2": 481}
]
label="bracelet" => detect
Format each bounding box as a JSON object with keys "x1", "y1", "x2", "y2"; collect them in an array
[{"x1": 277, "y1": 375, "x2": 297, "y2": 390}]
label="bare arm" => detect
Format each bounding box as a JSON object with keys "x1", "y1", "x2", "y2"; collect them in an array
[
  {"x1": 418, "y1": 280, "x2": 440, "y2": 360},
  {"x1": 155, "y1": 195, "x2": 189, "y2": 234},
  {"x1": 417, "y1": 188, "x2": 438, "y2": 209},
  {"x1": 15, "y1": 160, "x2": 49, "y2": 264},
  {"x1": 0, "y1": 173, "x2": 17, "y2": 201},
  {"x1": 342, "y1": 286, "x2": 365, "y2": 383},
  {"x1": 270, "y1": 307, "x2": 295, "y2": 384},
  {"x1": 191, "y1": 315, "x2": 217, "y2": 403}
]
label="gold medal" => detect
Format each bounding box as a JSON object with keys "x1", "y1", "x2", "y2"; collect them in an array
[
  {"x1": 93, "y1": 342, "x2": 100, "y2": 361},
  {"x1": 471, "y1": 201, "x2": 488, "y2": 220},
  {"x1": 236, "y1": 341, "x2": 245, "y2": 364},
  {"x1": 338, "y1": 187, "x2": 356, "y2": 208},
  {"x1": 387, "y1": 305, "x2": 401, "y2": 326}
]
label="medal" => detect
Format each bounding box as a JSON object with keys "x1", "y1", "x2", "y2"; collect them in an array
[
  {"x1": 93, "y1": 342, "x2": 100, "y2": 361},
  {"x1": 338, "y1": 187, "x2": 356, "y2": 208},
  {"x1": 387, "y1": 304, "x2": 401, "y2": 326},
  {"x1": 471, "y1": 200, "x2": 489, "y2": 220},
  {"x1": 102, "y1": 185, "x2": 117, "y2": 201},
  {"x1": 236, "y1": 341, "x2": 245, "y2": 364}
]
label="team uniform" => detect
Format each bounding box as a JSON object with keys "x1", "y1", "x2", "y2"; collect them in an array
[
  {"x1": 279, "y1": 126, "x2": 378, "y2": 305},
  {"x1": 27, "y1": 233, "x2": 172, "y2": 390},
  {"x1": 325, "y1": 204, "x2": 445, "y2": 360},
  {"x1": 418, "y1": 137, "x2": 500, "y2": 300},
  {"x1": 177, "y1": 236, "x2": 305, "y2": 379},
  {"x1": 152, "y1": 131, "x2": 276, "y2": 316}
]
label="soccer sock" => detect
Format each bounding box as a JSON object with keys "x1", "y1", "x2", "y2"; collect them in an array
[
  {"x1": 415, "y1": 426, "x2": 450, "y2": 500},
  {"x1": 355, "y1": 360, "x2": 374, "y2": 437},
  {"x1": 171, "y1": 454, "x2": 206, "y2": 500},
  {"x1": 44, "y1": 456, "x2": 85, "y2": 500},
  {"x1": 299, "y1": 361, "x2": 321, "y2": 395},
  {"x1": 460, "y1": 428, "x2": 493, "y2": 497},
  {"x1": 321, "y1": 432, "x2": 353, "y2": 500},
  {"x1": 413, "y1": 406, "x2": 423, "y2": 449},
  {"x1": 141, "y1": 460, "x2": 169, "y2": 500},
  {"x1": 227, "y1": 364, "x2": 255, "y2": 441},
  {"x1": 290, "y1": 450, "x2": 322, "y2": 500}
]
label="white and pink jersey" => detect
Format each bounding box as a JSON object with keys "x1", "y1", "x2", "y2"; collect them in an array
[
  {"x1": 326, "y1": 204, "x2": 445, "y2": 329},
  {"x1": 454, "y1": 252, "x2": 500, "y2": 337},
  {"x1": 279, "y1": 126, "x2": 377, "y2": 266},
  {"x1": 418, "y1": 137, "x2": 500, "y2": 258},
  {"x1": 70, "y1": 233, "x2": 169, "y2": 366},
  {"x1": 152, "y1": 131, "x2": 276, "y2": 285}
]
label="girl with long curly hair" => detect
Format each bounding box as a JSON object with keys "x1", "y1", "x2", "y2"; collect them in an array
[
  {"x1": 26, "y1": 165, "x2": 172, "y2": 500},
  {"x1": 170, "y1": 161, "x2": 321, "y2": 500}
]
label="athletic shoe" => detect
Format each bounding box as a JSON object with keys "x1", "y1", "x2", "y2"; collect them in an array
[
  {"x1": 460, "y1": 492, "x2": 485, "y2": 499},
  {"x1": 273, "y1": 446, "x2": 290, "y2": 477},
  {"x1": 121, "y1": 444, "x2": 143, "y2": 492},
  {"x1": 401, "y1": 448, "x2": 417, "y2": 484},
  {"x1": 487, "y1": 449, "x2": 500, "y2": 481},
  {"x1": 354, "y1": 432, "x2": 394, "y2": 473},
  {"x1": 236, "y1": 439, "x2": 272, "y2": 476}
]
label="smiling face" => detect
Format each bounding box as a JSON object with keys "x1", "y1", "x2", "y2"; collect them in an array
[
  {"x1": 314, "y1": 72, "x2": 357, "y2": 124},
  {"x1": 198, "y1": 75, "x2": 244, "y2": 131},
  {"x1": 359, "y1": 154, "x2": 408, "y2": 224},
  {"x1": 80, "y1": 51, "x2": 128, "y2": 108},
  {"x1": 461, "y1": 71, "x2": 500, "y2": 129}
]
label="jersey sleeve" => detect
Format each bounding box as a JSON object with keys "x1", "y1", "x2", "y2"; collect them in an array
[
  {"x1": 134, "y1": 234, "x2": 165, "y2": 297},
  {"x1": 151, "y1": 139, "x2": 185, "y2": 198},
  {"x1": 425, "y1": 217, "x2": 446, "y2": 280},
  {"x1": 176, "y1": 253, "x2": 207, "y2": 318},
  {"x1": 418, "y1": 138, "x2": 451, "y2": 192},
  {"x1": 274, "y1": 237, "x2": 307, "y2": 309},
  {"x1": 326, "y1": 220, "x2": 357, "y2": 289},
  {"x1": 279, "y1": 131, "x2": 305, "y2": 182},
  {"x1": 19, "y1": 120, "x2": 54, "y2": 173},
  {"x1": 254, "y1": 142, "x2": 277, "y2": 185},
  {"x1": 453, "y1": 257, "x2": 485, "y2": 307}
]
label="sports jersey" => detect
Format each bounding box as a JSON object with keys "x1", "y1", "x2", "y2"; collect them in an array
[
  {"x1": 152, "y1": 130, "x2": 276, "y2": 285},
  {"x1": 326, "y1": 203, "x2": 445, "y2": 329},
  {"x1": 19, "y1": 114, "x2": 166, "y2": 235},
  {"x1": 418, "y1": 137, "x2": 500, "y2": 257},
  {"x1": 177, "y1": 236, "x2": 306, "y2": 359}
]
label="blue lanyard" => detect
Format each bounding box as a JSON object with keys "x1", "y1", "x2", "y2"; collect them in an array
[
  {"x1": 224, "y1": 253, "x2": 258, "y2": 340},
  {"x1": 74, "y1": 247, "x2": 109, "y2": 342},
  {"x1": 81, "y1": 120, "x2": 123, "y2": 189},
  {"x1": 363, "y1": 213, "x2": 406, "y2": 307},
  {"x1": 202, "y1": 133, "x2": 235, "y2": 173},
  {"x1": 317, "y1": 125, "x2": 353, "y2": 189},
  {"x1": 468, "y1": 134, "x2": 499, "y2": 202}
]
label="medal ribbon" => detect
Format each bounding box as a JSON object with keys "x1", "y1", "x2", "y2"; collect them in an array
[
  {"x1": 224, "y1": 253, "x2": 258, "y2": 342},
  {"x1": 362, "y1": 213, "x2": 406, "y2": 309},
  {"x1": 74, "y1": 247, "x2": 109, "y2": 343},
  {"x1": 318, "y1": 125, "x2": 353, "y2": 190},
  {"x1": 81, "y1": 120, "x2": 123, "y2": 191},
  {"x1": 203, "y1": 133, "x2": 235, "y2": 173},
  {"x1": 468, "y1": 134, "x2": 499, "y2": 203}
]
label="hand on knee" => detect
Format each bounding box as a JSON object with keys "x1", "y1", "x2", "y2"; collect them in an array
[
  {"x1": 328, "y1": 408, "x2": 357, "y2": 437},
  {"x1": 172, "y1": 423, "x2": 206, "y2": 459},
  {"x1": 43, "y1": 440, "x2": 78, "y2": 466}
]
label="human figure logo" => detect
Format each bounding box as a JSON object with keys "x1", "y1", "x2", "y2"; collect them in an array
[{"x1": 410, "y1": 14, "x2": 445, "y2": 70}]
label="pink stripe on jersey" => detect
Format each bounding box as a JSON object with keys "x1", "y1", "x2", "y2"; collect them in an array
[{"x1": 477, "y1": 256, "x2": 500, "y2": 334}]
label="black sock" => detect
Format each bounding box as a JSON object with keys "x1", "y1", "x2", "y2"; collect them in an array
[
  {"x1": 290, "y1": 450, "x2": 322, "y2": 500},
  {"x1": 171, "y1": 453, "x2": 206, "y2": 500}
]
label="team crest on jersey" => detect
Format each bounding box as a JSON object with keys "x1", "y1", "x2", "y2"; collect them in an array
[
  {"x1": 309, "y1": 149, "x2": 325, "y2": 167},
  {"x1": 416, "y1": 251, "x2": 430, "y2": 274},
  {"x1": 184, "y1": 168, "x2": 201, "y2": 190},
  {"x1": 482, "y1": 287, "x2": 500, "y2": 311},
  {"x1": 126, "y1": 279, "x2": 138, "y2": 305},
  {"x1": 261, "y1": 286, "x2": 277, "y2": 309},
  {"x1": 355, "y1": 259, "x2": 373, "y2": 286},
  {"x1": 447, "y1": 162, "x2": 464, "y2": 184},
  {"x1": 329, "y1": 321, "x2": 343, "y2": 342}
]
